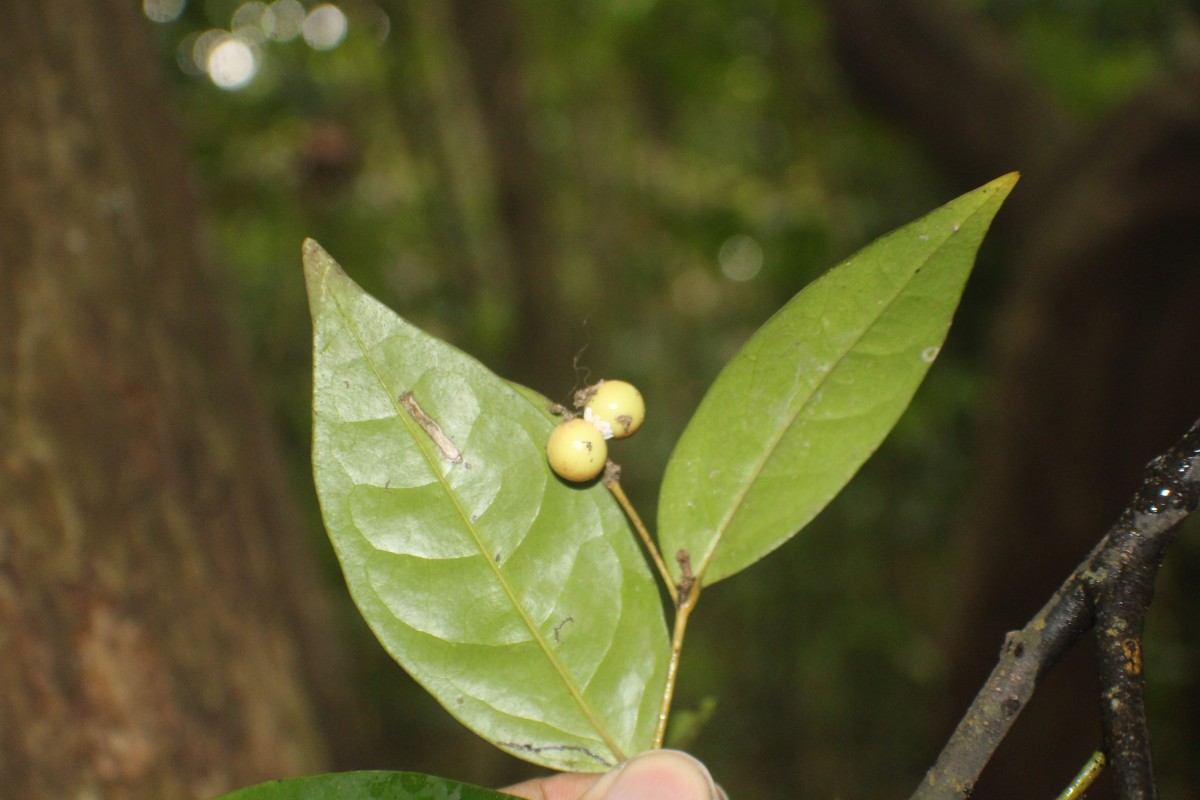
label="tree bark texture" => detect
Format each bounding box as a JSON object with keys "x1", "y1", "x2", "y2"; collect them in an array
[
  {"x1": 821, "y1": 2, "x2": 1200, "y2": 797},
  {"x1": 0, "y1": 2, "x2": 348, "y2": 795}
]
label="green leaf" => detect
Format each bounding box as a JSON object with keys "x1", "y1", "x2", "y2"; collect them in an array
[
  {"x1": 213, "y1": 771, "x2": 510, "y2": 800},
  {"x1": 305, "y1": 241, "x2": 669, "y2": 772},
  {"x1": 664, "y1": 696, "x2": 718, "y2": 751},
  {"x1": 658, "y1": 173, "x2": 1018, "y2": 585}
]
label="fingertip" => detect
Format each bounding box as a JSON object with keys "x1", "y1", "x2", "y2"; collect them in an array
[
  {"x1": 503, "y1": 771, "x2": 602, "y2": 800},
  {"x1": 597, "y1": 750, "x2": 720, "y2": 800}
]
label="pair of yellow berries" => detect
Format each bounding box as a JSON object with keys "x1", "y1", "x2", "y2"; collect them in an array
[{"x1": 546, "y1": 380, "x2": 645, "y2": 482}]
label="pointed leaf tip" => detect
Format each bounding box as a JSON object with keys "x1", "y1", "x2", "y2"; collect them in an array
[
  {"x1": 302, "y1": 238, "x2": 349, "y2": 314},
  {"x1": 307, "y1": 244, "x2": 669, "y2": 771},
  {"x1": 302, "y1": 237, "x2": 327, "y2": 273},
  {"x1": 659, "y1": 174, "x2": 1017, "y2": 585},
  {"x1": 302, "y1": 238, "x2": 325, "y2": 294},
  {"x1": 986, "y1": 171, "x2": 1020, "y2": 195}
]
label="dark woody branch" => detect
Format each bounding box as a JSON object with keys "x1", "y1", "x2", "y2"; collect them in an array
[{"x1": 911, "y1": 418, "x2": 1200, "y2": 800}]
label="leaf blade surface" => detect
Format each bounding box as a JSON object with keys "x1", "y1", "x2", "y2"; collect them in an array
[
  {"x1": 305, "y1": 241, "x2": 668, "y2": 771},
  {"x1": 658, "y1": 174, "x2": 1018, "y2": 585},
  {"x1": 214, "y1": 770, "x2": 511, "y2": 800}
]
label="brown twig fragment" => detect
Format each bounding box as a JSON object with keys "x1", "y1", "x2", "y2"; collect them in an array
[{"x1": 400, "y1": 391, "x2": 464, "y2": 464}]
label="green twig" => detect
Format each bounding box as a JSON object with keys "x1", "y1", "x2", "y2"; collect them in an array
[
  {"x1": 1054, "y1": 751, "x2": 1106, "y2": 800},
  {"x1": 605, "y1": 471, "x2": 678, "y2": 605},
  {"x1": 654, "y1": 552, "x2": 701, "y2": 748}
]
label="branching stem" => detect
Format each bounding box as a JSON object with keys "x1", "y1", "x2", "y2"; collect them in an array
[
  {"x1": 654, "y1": 556, "x2": 701, "y2": 749},
  {"x1": 910, "y1": 417, "x2": 1200, "y2": 800},
  {"x1": 604, "y1": 469, "x2": 701, "y2": 748}
]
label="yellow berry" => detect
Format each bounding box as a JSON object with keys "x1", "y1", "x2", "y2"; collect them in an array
[
  {"x1": 585, "y1": 380, "x2": 645, "y2": 439},
  {"x1": 547, "y1": 418, "x2": 608, "y2": 482}
]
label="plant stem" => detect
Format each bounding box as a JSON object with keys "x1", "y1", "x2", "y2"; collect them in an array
[
  {"x1": 909, "y1": 417, "x2": 1200, "y2": 800},
  {"x1": 606, "y1": 478, "x2": 678, "y2": 605},
  {"x1": 653, "y1": 573, "x2": 701, "y2": 748},
  {"x1": 602, "y1": 468, "x2": 697, "y2": 747},
  {"x1": 1054, "y1": 751, "x2": 1106, "y2": 800}
]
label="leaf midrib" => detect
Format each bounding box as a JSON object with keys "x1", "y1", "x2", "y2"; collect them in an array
[
  {"x1": 693, "y1": 219, "x2": 974, "y2": 582},
  {"x1": 319, "y1": 262, "x2": 626, "y2": 761}
]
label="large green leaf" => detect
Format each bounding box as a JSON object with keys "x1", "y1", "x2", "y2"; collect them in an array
[
  {"x1": 214, "y1": 771, "x2": 510, "y2": 800},
  {"x1": 658, "y1": 173, "x2": 1018, "y2": 585},
  {"x1": 305, "y1": 241, "x2": 669, "y2": 772}
]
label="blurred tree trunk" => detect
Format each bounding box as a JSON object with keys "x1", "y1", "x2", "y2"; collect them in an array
[
  {"x1": 383, "y1": 0, "x2": 572, "y2": 391},
  {"x1": 820, "y1": 1, "x2": 1200, "y2": 797},
  {"x1": 0, "y1": 2, "x2": 362, "y2": 795},
  {"x1": 443, "y1": 0, "x2": 576, "y2": 388},
  {"x1": 946, "y1": 72, "x2": 1200, "y2": 799}
]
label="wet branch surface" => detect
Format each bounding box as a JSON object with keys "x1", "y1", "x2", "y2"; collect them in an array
[{"x1": 912, "y1": 418, "x2": 1200, "y2": 800}]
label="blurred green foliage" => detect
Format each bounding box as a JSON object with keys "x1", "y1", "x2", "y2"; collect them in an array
[{"x1": 144, "y1": 1, "x2": 1195, "y2": 798}]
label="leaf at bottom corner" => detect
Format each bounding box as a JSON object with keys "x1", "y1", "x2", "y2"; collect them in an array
[{"x1": 213, "y1": 771, "x2": 513, "y2": 800}]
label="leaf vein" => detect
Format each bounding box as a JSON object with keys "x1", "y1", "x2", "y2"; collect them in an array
[
  {"x1": 694, "y1": 220, "x2": 972, "y2": 580},
  {"x1": 326, "y1": 286, "x2": 625, "y2": 761}
]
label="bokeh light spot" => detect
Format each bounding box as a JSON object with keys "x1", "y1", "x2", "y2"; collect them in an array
[
  {"x1": 232, "y1": 1, "x2": 271, "y2": 46},
  {"x1": 303, "y1": 4, "x2": 348, "y2": 51},
  {"x1": 191, "y1": 29, "x2": 227, "y2": 72},
  {"x1": 176, "y1": 32, "x2": 205, "y2": 75},
  {"x1": 268, "y1": 0, "x2": 306, "y2": 41},
  {"x1": 143, "y1": 0, "x2": 186, "y2": 23},
  {"x1": 207, "y1": 36, "x2": 258, "y2": 90},
  {"x1": 718, "y1": 234, "x2": 763, "y2": 281}
]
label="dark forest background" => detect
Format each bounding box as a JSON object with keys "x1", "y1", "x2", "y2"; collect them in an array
[{"x1": 3, "y1": 1, "x2": 1200, "y2": 798}]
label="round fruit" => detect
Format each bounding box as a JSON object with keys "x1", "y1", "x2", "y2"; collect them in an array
[
  {"x1": 585, "y1": 380, "x2": 645, "y2": 439},
  {"x1": 546, "y1": 418, "x2": 608, "y2": 482}
]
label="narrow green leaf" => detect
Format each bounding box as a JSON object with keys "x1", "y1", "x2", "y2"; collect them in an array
[
  {"x1": 213, "y1": 771, "x2": 511, "y2": 800},
  {"x1": 305, "y1": 241, "x2": 669, "y2": 772},
  {"x1": 658, "y1": 173, "x2": 1018, "y2": 585}
]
